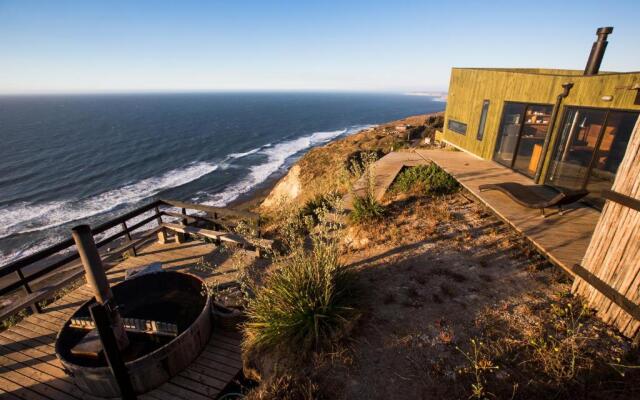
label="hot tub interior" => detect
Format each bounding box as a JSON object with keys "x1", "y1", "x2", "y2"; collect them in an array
[{"x1": 56, "y1": 271, "x2": 207, "y2": 367}]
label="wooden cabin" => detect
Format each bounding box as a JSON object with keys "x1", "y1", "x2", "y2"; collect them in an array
[{"x1": 439, "y1": 27, "x2": 640, "y2": 339}]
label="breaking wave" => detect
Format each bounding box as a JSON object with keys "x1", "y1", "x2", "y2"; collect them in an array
[
  {"x1": 0, "y1": 161, "x2": 220, "y2": 240},
  {"x1": 204, "y1": 124, "x2": 373, "y2": 206}
]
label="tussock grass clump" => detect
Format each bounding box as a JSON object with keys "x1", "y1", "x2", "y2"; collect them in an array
[
  {"x1": 392, "y1": 163, "x2": 459, "y2": 196},
  {"x1": 244, "y1": 241, "x2": 355, "y2": 354},
  {"x1": 244, "y1": 200, "x2": 357, "y2": 356}
]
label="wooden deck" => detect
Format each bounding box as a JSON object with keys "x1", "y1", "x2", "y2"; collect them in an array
[
  {"x1": 415, "y1": 148, "x2": 601, "y2": 275},
  {"x1": 344, "y1": 151, "x2": 427, "y2": 209},
  {"x1": 0, "y1": 240, "x2": 246, "y2": 400}
]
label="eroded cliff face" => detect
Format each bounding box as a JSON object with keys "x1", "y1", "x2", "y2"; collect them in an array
[
  {"x1": 259, "y1": 113, "x2": 441, "y2": 211},
  {"x1": 260, "y1": 164, "x2": 302, "y2": 208}
]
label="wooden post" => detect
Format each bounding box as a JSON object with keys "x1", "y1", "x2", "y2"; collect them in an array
[
  {"x1": 179, "y1": 207, "x2": 189, "y2": 242},
  {"x1": 121, "y1": 221, "x2": 136, "y2": 257},
  {"x1": 72, "y1": 225, "x2": 129, "y2": 350},
  {"x1": 154, "y1": 206, "x2": 167, "y2": 244},
  {"x1": 16, "y1": 269, "x2": 42, "y2": 314},
  {"x1": 89, "y1": 303, "x2": 137, "y2": 399}
]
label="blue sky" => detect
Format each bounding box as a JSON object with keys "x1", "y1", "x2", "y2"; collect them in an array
[{"x1": 0, "y1": 0, "x2": 639, "y2": 94}]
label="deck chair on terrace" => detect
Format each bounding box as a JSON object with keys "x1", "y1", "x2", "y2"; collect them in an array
[{"x1": 478, "y1": 182, "x2": 588, "y2": 217}]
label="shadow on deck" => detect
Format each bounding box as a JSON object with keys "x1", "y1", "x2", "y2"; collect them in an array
[{"x1": 0, "y1": 240, "x2": 245, "y2": 400}]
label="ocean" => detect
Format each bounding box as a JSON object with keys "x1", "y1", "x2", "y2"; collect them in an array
[{"x1": 0, "y1": 92, "x2": 444, "y2": 265}]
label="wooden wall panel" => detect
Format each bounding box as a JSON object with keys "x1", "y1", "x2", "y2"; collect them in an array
[
  {"x1": 572, "y1": 118, "x2": 640, "y2": 338},
  {"x1": 442, "y1": 68, "x2": 640, "y2": 180}
]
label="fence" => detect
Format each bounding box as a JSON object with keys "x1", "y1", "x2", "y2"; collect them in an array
[{"x1": 0, "y1": 199, "x2": 258, "y2": 321}]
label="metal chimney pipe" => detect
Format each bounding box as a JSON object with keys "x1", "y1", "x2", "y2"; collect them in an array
[
  {"x1": 584, "y1": 27, "x2": 613, "y2": 75},
  {"x1": 72, "y1": 224, "x2": 129, "y2": 350}
]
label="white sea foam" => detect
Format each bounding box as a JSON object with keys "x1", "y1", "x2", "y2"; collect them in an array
[
  {"x1": 227, "y1": 147, "x2": 262, "y2": 159},
  {"x1": 0, "y1": 161, "x2": 219, "y2": 240},
  {"x1": 204, "y1": 124, "x2": 373, "y2": 206},
  {"x1": 0, "y1": 124, "x2": 372, "y2": 265}
]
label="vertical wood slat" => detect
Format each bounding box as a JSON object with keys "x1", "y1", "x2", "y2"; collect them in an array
[
  {"x1": 15, "y1": 269, "x2": 42, "y2": 314},
  {"x1": 572, "y1": 118, "x2": 640, "y2": 339},
  {"x1": 121, "y1": 221, "x2": 137, "y2": 257}
]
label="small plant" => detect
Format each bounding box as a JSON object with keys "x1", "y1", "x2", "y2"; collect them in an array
[
  {"x1": 349, "y1": 151, "x2": 386, "y2": 224},
  {"x1": 456, "y1": 339, "x2": 499, "y2": 399},
  {"x1": 2, "y1": 310, "x2": 29, "y2": 330},
  {"x1": 299, "y1": 191, "x2": 340, "y2": 224},
  {"x1": 345, "y1": 149, "x2": 384, "y2": 176},
  {"x1": 244, "y1": 203, "x2": 357, "y2": 357},
  {"x1": 426, "y1": 114, "x2": 444, "y2": 129},
  {"x1": 391, "y1": 163, "x2": 459, "y2": 196},
  {"x1": 350, "y1": 194, "x2": 385, "y2": 224},
  {"x1": 528, "y1": 301, "x2": 589, "y2": 382}
]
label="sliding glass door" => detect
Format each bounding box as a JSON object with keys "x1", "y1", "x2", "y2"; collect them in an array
[
  {"x1": 494, "y1": 102, "x2": 553, "y2": 178},
  {"x1": 546, "y1": 107, "x2": 638, "y2": 207}
]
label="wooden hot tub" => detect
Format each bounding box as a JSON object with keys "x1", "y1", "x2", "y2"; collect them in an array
[{"x1": 55, "y1": 271, "x2": 212, "y2": 397}]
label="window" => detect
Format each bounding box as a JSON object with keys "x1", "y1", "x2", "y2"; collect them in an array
[
  {"x1": 546, "y1": 107, "x2": 639, "y2": 208},
  {"x1": 476, "y1": 100, "x2": 490, "y2": 141},
  {"x1": 448, "y1": 119, "x2": 467, "y2": 135},
  {"x1": 493, "y1": 102, "x2": 553, "y2": 178}
]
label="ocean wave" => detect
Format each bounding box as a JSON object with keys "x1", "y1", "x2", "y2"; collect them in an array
[
  {"x1": 204, "y1": 124, "x2": 373, "y2": 206},
  {"x1": 0, "y1": 124, "x2": 372, "y2": 265},
  {"x1": 0, "y1": 161, "x2": 220, "y2": 240},
  {"x1": 227, "y1": 148, "x2": 261, "y2": 159}
]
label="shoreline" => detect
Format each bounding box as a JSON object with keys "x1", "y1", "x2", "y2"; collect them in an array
[{"x1": 228, "y1": 111, "x2": 443, "y2": 212}]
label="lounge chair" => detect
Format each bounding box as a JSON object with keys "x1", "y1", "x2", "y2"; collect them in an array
[{"x1": 478, "y1": 182, "x2": 588, "y2": 217}]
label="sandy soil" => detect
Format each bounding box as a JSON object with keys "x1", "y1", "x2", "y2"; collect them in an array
[{"x1": 306, "y1": 192, "x2": 636, "y2": 399}]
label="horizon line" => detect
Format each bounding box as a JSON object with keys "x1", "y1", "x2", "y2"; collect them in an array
[{"x1": 0, "y1": 88, "x2": 449, "y2": 97}]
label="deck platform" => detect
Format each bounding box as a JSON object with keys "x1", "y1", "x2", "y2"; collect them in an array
[
  {"x1": 415, "y1": 148, "x2": 601, "y2": 275},
  {"x1": 0, "y1": 240, "x2": 245, "y2": 400},
  {"x1": 344, "y1": 150, "x2": 427, "y2": 209}
]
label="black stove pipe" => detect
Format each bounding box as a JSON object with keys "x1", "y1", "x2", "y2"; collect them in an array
[{"x1": 584, "y1": 27, "x2": 613, "y2": 76}]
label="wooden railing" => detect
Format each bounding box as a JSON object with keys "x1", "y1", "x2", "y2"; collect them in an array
[{"x1": 0, "y1": 199, "x2": 259, "y2": 321}]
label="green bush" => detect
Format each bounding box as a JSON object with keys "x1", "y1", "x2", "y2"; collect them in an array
[
  {"x1": 244, "y1": 238, "x2": 356, "y2": 355},
  {"x1": 350, "y1": 194, "x2": 385, "y2": 224},
  {"x1": 299, "y1": 191, "x2": 340, "y2": 224},
  {"x1": 426, "y1": 114, "x2": 444, "y2": 129},
  {"x1": 392, "y1": 163, "x2": 459, "y2": 196}
]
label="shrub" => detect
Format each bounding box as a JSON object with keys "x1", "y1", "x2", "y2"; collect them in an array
[
  {"x1": 351, "y1": 194, "x2": 385, "y2": 224},
  {"x1": 244, "y1": 208, "x2": 357, "y2": 356},
  {"x1": 345, "y1": 149, "x2": 384, "y2": 176},
  {"x1": 348, "y1": 150, "x2": 386, "y2": 224},
  {"x1": 392, "y1": 163, "x2": 459, "y2": 196},
  {"x1": 426, "y1": 114, "x2": 444, "y2": 129},
  {"x1": 299, "y1": 191, "x2": 340, "y2": 224}
]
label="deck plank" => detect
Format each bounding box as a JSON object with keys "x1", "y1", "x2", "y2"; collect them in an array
[
  {"x1": 0, "y1": 240, "x2": 244, "y2": 399},
  {"x1": 415, "y1": 149, "x2": 600, "y2": 274}
]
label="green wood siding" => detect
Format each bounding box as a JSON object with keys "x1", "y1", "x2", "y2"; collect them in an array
[{"x1": 443, "y1": 68, "x2": 640, "y2": 181}]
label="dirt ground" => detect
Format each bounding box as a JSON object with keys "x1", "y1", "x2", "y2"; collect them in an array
[
  {"x1": 302, "y1": 191, "x2": 639, "y2": 400},
  {"x1": 242, "y1": 113, "x2": 638, "y2": 400}
]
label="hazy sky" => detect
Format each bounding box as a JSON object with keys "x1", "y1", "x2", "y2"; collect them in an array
[{"x1": 1, "y1": 0, "x2": 639, "y2": 94}]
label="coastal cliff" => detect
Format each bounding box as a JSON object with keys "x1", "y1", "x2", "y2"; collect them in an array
[{"x1": 260, "y1": 113, "x2": 443, "y2": 209}]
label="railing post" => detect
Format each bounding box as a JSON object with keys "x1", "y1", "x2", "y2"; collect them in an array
[
  {"x1": 121, "y1": 221, "x2": 136, "y2": 257},
  {"x1": 154, "y1": 206, "x2": 167, "y2": 244},
  {"x1": 16, "y1": 269, "x2": 42, "y2": 314},
  {"x1": 176, "y1": 207, "x2": 188, "y2": 243}
]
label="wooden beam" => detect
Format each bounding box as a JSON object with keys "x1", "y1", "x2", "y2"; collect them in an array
[
  {"x1": 159, "y1": 199, "x2": 258, "y2": 221},
  {"x1": 602, "y1": 189, "x2": 640, "y2": 212},
  {"x1": 572, "y1": 264, "x2": 640, "y2": 321}
]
